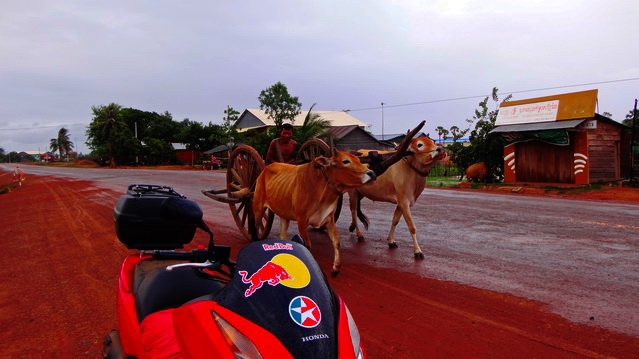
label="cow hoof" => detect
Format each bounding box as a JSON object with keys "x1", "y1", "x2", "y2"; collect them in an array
[
  {"x1": 414, "y1": 252, "x2": 425, "y2": 259},
  {"x1": 356, "y1": 235, "x2": 365, "y2": 242},
  {"x1": 388, "y1": 242, "x2": 398, "y2": 249},
  {"x1": 331, "y1": 270, "x2": 340, "y2": 277},
  {"x1": 349, "y1": 224, "x2": 355, "y2": 232}
]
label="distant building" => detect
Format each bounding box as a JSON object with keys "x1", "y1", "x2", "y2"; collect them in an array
[
  {"x1": 41, "y1": 152, "x2": 55, "y2": 162},
  {"x1": 234, "y1": 109, "x2": 367, "y2": 133},
  {"x1": 491, "y1": 89, "x2": 630, "y2": 185},
  {"x1": 171, "y1": 143, "x2": 204, "y2": 165},
  {"x1": 323, "y1": 125, "x2": 393, "y2": 151}
]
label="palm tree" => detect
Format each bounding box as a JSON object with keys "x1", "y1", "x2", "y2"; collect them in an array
[
  {"x1": 294, "y1": 103, "x2": 331, "y2": 144},
  {"x1": 51, "y1": 127, "x2": 73, "y2": 161},
  {"x1": 49, "y1": 138, "x2": 60, "y2": 161},
  {"x1": 90, "y1": 103, "x2": 125, "y2": 167},
  {"x1": 435, "y1": 126, "x2": 449, "y2": 144}
]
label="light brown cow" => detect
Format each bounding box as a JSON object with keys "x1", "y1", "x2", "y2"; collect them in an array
[
  {"x1": 251, "y1": 149, "x2": 376, "y2": 276},
  {"x1": 347, "y1": 136, "x2": 446, "y2": 258}
]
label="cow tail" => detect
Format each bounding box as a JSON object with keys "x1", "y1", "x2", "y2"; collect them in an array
[{"x1": 356, "y1": 192, "x2": 369, "y2": 230}]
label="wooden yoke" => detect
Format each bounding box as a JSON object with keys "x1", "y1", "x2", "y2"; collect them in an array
[{"x1": 359, "y1": 120, "x2": 425, "y2": 177}]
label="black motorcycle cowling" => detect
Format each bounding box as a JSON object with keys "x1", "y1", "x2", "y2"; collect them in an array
[{"x1": 216, "y1": 238, "x2": 340, "y2": 359}]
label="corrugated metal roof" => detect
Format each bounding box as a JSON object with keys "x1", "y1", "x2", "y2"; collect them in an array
[
  {"x1": 490, "y1": 119, "x2": 585, "y2": 133},
  {"x1": 204, "y1": 144, "x2": 230, "y2": 154},
  {"x1": 325, "y1": 125, "x2": 359, "y2": 139},
  {"x1": 237, "y1": 109, "x2": 367, "y2": 132}
]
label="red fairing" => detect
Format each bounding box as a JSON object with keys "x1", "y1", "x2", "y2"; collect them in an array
[
  {"x1": 337, "y1": 298, "x2": 367, "y2": 359},
  {"x1": 172, "y1": 300, "x2": 294, "y2": 359},
  {"x1": 116, "y1": 254, "x2": 148, "y2": 358}
]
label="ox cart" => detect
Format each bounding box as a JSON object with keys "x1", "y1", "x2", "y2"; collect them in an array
[
  {"x1": 202, "y1": 138, "x2": 333, "y2": 240},
  {"x1": 201, "y1": 121, "x2": 425, "y2": 242}
]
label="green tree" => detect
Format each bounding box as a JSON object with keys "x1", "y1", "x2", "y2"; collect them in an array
[
  {"x1": 145, "y1": 111, "x2": 181, "y2": 141},
  {"x1": 258, "y1": 82, "x2": 302, "y2": 130},
  {"x1": 223, "y1": 106, "x2": 240, "y2": 146},
  {"x1": 622, "y1": 107, "x2": 638, "y2": 127},
  {"x1": 50, "y1": 127, "x2": 73, "y2": 161},
  {"x1": 177, "y1": 119, "x2": 211, "y2": 167},
  {"x1": 295, "y1": 103, "x2": 331, "y2": 144},
  {"x1": 435, "y1": 126, "x2": 449, "y2": 144},
  {"x1": 444, "y1": 125, "x2": 469, "y2": 178},
  {"x1": 49, "y1": 138, "x2": 60, "y2": 161},
  {"x1": 141, "y1": 137, "x2": 176, "y2": 166},
  {"x1": 87, "y1": 103, "x2": 126, "y2": 167},
  {"x1": 448, "y1": 87, "x2": 511, "y2": 182}
]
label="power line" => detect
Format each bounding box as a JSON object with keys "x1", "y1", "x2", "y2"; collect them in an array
[
  {"x1": 1, "y1": 123, "x2": 87, "y2": 131},
  {"x1": 345, "y1": 77, "x2": 639, "y2": 113}
]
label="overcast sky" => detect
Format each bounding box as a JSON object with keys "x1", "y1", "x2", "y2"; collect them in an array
[{"x1": 1, "y1": 0, "x2": 637, "y2": 154}]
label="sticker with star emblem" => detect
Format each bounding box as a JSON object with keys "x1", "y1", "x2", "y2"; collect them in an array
[{"x1": 288, "y1": 296, "x2": 321, "y2": 328}]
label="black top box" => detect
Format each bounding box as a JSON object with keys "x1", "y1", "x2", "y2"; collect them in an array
[{"x1": 113, "y1": 184, "x2": 203, "y2": 250}]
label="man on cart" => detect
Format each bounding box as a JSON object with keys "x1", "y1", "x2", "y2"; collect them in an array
[{"x1": 265, "y1": 123, "x2": 298, "y2": 164}]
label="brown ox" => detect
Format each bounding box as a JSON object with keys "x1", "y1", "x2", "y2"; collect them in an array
[
  {"x1": 347, "y1": 136, "x2": 446, "y2": 258},
  {"x1": 465, "y1": 162, "x2": 487, "y2": 182},
  {"x1": 251, "y1": 149, "x2": 376, "y2": 276}
]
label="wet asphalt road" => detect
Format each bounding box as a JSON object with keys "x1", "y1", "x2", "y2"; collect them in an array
[{"x1": 5, "y1": 164, "x2": 638, "y2": 336}]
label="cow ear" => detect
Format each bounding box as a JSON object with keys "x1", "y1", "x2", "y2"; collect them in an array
[
  {"x1": 313, "y1": 156, "x2": 330, "y2": 169},
  {"x1": 349, "y1": 150, "x2": 362, "y2": 156}
]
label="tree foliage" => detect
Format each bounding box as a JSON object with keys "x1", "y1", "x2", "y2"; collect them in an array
[
  {"x1": 258, "y1": 82, "x2": 302, "y2": 130},
  {"x1": 446, "y1": 87, "x2": 512, "y2": 182},
  {"x1": 84, "y1": 103, "x2": 233, "y2": 167},
  {"x1": 87, "y1": 103, "x2": 126, "y2": 167},
  {"x1": 222, "y1": 106, "x2": 242, "y2": 147},
  {"x1": 294, "y1": 103, "x2": 331, "y2": 144},
  {"x1": 50, "y1": 127, "x2": 74, "y2": 161},
  {"x1": 622, "y1": 107, "x2": 638, "y2": 128},
  {"x1": 435, "y1": 126, "x2": 449, "y2": 144}
]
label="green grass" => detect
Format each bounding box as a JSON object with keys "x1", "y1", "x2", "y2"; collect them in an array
[
  {"x1": 426, "y1": 176, "x2": 463, "y2": 188},
  {"x1": 538, "y1": 183, "x2": 603, "y2": 194}
]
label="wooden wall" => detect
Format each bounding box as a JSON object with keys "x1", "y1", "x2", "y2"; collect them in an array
[
  {"x1": 515, "y1": 139, "x2": 575, "y2": 183},
  {"x1": 587, "y1": 121, "x2": 621, "y2": 183}
]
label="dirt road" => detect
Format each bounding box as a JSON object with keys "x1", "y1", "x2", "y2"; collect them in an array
[{"x1": 1, "y1": 171, "x2": 638, "y2": 358}]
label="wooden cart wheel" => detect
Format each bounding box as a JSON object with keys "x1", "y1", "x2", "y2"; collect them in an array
[
  {"x1": 295, "y1": 138, "x2": 344, "y2": 223},
  {"x1": 226, "y1": 145, "x2": 274, "y2": 241},
  {"x1": 295, "y1": 138, "x2": 330, "y2": 163}
]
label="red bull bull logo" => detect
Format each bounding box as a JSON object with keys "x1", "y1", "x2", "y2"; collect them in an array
[{"x1": 238, "y1": 253, "x2": 310, "y2": 297}]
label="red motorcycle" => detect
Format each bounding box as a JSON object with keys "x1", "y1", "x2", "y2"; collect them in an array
[{"x1": 103, "y1": 184, "x2": 366, "y2": 359}]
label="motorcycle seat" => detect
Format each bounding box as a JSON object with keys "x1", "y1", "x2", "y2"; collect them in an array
[{"x1": 133, "y1": 259, "x2": 224, "y2": 322}]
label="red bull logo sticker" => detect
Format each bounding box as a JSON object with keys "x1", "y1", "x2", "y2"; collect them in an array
[
  {"x1": 238, "y1": 253, "x2": 311, "y2": 297},
  {"x1": 289, "y1": 296, "x2": 321, "y2": 328},
  {"x1": 262, "y1": 242, "x2": 293, "y2": 251}
]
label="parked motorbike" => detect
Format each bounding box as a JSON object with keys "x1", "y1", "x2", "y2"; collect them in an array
[{"x1": 103, "y1": 184, "x2": 366, "y2": 359}]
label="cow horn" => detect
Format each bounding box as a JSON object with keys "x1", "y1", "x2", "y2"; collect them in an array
[{"x1": 369, "y1": 120, "x2": 425, "y2": 176}]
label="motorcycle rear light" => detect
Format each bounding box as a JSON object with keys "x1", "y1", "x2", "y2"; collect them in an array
[{"x1": 212, "y1": 310, "x2": 263, "y2": 359}]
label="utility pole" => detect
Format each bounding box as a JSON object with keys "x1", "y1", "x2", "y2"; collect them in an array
[
  {"x1": 135, "y1": 122, "x2": 139, "y2": 165},
  {"x1": 381, "y1": 102, "x2": 385, "y2": 140},
  {"x1": 631, "y1": 99, "x2": 638, "y2": 185}
]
